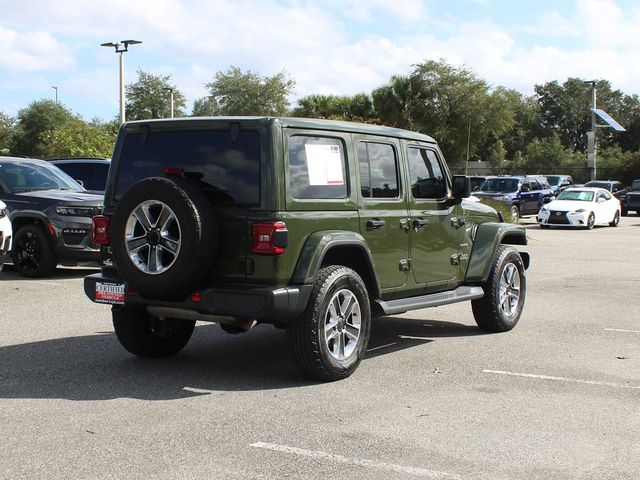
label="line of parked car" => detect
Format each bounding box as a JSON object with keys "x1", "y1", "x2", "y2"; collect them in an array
[
  {"x1": 469, "y1": 174, "x2": 640, "y2": 226},
  {"x1": 1, "y1": 156, "x2": 639, "y2": 278},
  {"x1": 0, "y1": 156, "x2": 109, "y2": 277}
]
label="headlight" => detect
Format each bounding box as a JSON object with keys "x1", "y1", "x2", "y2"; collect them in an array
[
  {"x1": 573, "y1": 209, "x2": 586, "y2": 214},
  {"x1": 56, "y1": 206, "x2": 101, "y2": 217},
  {"x1": 494, "y1": 196, "x2": 508, "y2": 202}
]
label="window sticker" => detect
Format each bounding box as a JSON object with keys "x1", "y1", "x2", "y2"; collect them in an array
[{"x1": 305, "y1": 144, "x2": 344, "y2": 186}]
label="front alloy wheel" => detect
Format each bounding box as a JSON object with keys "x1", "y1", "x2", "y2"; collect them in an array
[{"x1": 472, "y1": 245, "x2": 526, "y2": 332}]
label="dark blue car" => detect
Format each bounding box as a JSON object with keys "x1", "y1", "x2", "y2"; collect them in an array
[{"x1": 473, "y1": 176, "x2": 555, "y2": 222}]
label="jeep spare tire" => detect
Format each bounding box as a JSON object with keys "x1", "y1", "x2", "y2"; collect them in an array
[{"x1": 110, "y1": 176, "x2": 218, "y2": 299}]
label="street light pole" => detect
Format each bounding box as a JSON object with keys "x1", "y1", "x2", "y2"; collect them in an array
[
  {"x1": 585, "y1": 80, "x2": 597, "y2": 181},
  {"x1": 163, "y1": 87, "x2": 175, "y2": 118},
  {"x1": 51, "y1": 86, "x2": 58, "y2": 104},
  {"x1": 100, "y1": 40, "x2": 143, "y2": 123}
]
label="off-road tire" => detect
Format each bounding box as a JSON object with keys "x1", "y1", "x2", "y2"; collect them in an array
[
  {"x1": 112, "y1": 305, "x2": 195, "y2": 358},
  {"x1": 110, "y1": 176, "x2": 218, "y2": 299},
  {"x1": 12, "y1": 223, "x2": 57, "y2": 277},
  {"x1": 288, "y1": 266, "x2": 371, "y2": 382},
  {"x1": 472, "y1": 245, "x2": 526, "y2": 333}
]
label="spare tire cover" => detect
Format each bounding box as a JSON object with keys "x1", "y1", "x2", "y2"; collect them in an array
[{"x1": 110, "y1": 176, "x2": 218, "y2": 299}]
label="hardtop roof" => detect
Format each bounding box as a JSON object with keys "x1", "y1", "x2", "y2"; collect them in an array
[{"x1": 123, "y1": 116, "x2": 437, "y2": 144}]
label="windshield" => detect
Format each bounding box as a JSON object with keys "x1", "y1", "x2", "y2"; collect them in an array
[
  {"x1": 480, "y1": 178, "x2": 519, "y2": 193},
  {"x1": 546, "y1": 176, "x2": 561, "y2": 185},
  {"x1": 630, "y1": 180, "x2": 640, "y2": 191},
  {"x1": 557, "y1": 190, "x2": 594, "y2": 202},
  {"x1": 0, "y1": 161, "x2": 83, "y2": 192}
]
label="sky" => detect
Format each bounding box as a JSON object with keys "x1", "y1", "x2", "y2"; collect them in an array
[{"x1": 1, "y1": 0, "x2": 640, "y2": 121}]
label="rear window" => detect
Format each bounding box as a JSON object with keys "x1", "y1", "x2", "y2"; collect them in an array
[{"x1": 115, "y1": 129, "x2": 260, "y2": 205}]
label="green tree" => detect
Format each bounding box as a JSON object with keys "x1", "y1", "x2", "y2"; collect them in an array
[
  {"x1": 407, "y1": 60, "x2": 515, "y2": 167},
  {"x1": 512, "y1": 134, "x2": 580, "y2": 174},
  {"x1": 534, "y1": 78, "x2": 627, "y2": 152},
  {"x1": 40, "y1": 119, "x2": 116, "y2": 158},
  {"x1": 0, "y1": 112, "x2": 15, "y2": 155},
  {"x1": 191, "y1": 97, "x2": 218, "y2": 116},
  {"x1": 11, "y1": 100, "x2": 77, "y2": 156},
  {"x1": 293, "y1": 93, "x2": 375, "y2": 122},
  {"x1": 205, "y1": 67, "x2": 295, "y2": 116},
  {"x1": 372, "y1": 75, "x2": 413, "y2": 130},
  {"x1": 125, "y1": 70, "x2": 187, "y2": 120}
]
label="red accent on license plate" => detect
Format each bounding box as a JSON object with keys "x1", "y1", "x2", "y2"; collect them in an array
[{"x1": 95, "y1": 282, "x2": 125, "y2": 304}]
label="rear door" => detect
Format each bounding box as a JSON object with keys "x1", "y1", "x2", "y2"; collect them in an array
[{"x1": 355, "y1": 135, "x2": 409, "y2": 290}]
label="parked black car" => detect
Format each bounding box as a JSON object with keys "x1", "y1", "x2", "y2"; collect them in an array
[
  {"x1": 0, "y1": 157, "x2": 104, "y2": 277},
  {"x1": 584, "y1": 180, "x2": 627, "y2": 213},
  {"x1": 50, "y1": 158, "x2": 110, "y2": 194},
  {"x1": 624, "y1": 179, "x2": 640, "y2": 215},
  {"x1": 544, "y1": 175, "x2": 574, "y2": 195},
  {"x1": 473, "y1": 175, "x2": 555, "y2": 222}
]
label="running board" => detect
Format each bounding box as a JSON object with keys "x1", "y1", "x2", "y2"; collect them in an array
[{"x1": 375, "y1": 286, "x2": 484, "y2": 315}]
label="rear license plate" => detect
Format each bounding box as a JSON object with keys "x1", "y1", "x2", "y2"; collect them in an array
[{"x1": 95, "y1": 281, "x2": 126, "y2": 305}]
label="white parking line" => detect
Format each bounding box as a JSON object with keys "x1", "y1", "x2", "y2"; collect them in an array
[
  {"x1": 483, "y1": 370, "x2": 640, "y2": 390},
  {"x1": 604, "y1": 328, "x2": 640, "y2": 334},
  {"x1": 399, "y1": 335, "x2": 432, "y2": 340},
  {"x1": 250, "y1": 442, "x2": 462, "y2": 479}
]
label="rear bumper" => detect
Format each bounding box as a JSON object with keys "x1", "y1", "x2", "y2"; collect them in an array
[{"x1": 83, "y1": 272, "x2": 312, "y2": 324}]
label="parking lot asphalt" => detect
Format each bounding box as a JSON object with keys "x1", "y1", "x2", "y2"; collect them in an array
[{"x1": 0, "y1": 217, "x2": 638, "y2": 480}]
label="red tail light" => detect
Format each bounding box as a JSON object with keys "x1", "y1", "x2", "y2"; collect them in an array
[
  {"x1": 92, "y1": 215, "x2": 111, "y2": 245},
  {"x1": 252, "y1": 221, "x2": 288, "y2": 255}
]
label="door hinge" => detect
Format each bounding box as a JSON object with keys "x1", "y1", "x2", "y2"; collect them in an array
[{"x1": 399, "y1": 259, "x2": 411, "y2": 271}]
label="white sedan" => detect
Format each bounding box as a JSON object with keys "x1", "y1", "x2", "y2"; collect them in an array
[
  {"x1": 0, "y1": 200, "x2": 12, "y2": 271},
  {"x1": 538, "y1": 187, "x2": 621, "y2": 229}
]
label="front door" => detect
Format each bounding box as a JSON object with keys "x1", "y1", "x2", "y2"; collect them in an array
[{"x1": 405, "y1": 145, "x2": 461, "y2": 290}]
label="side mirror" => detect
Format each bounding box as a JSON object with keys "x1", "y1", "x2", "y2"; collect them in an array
[
  {"x1": 520, "y1": 184, "x2": 530, "y2": 192},
  {"x1": 598, "y1": 197, "x2": 606, "y2": 203},
  {"x1": 76, "y1": 179, "x2": 84, "y2": 187},
  {"x1": 452, "y1": 175, "x2": 470, "y2": 200}
]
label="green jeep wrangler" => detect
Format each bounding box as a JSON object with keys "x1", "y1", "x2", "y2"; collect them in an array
[{"x1": 84, "y1": 117, "x2": 530, "y2": 381}]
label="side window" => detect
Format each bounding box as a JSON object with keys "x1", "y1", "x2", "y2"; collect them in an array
[
  {"x1": 357, "y1": 142, "x2": 399, "y2": 198},
  {"x1": 407, "y1": 147, "x2": 446, "y2": 199},
  {"x1": 288, "y1": 136, "x2": 347, "y2": 199},
  {"x1": 530, "y1": 180, "x2": 541, "y2": 191}
]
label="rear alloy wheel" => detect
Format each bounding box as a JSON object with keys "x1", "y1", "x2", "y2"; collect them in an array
[
  {"x1": 112, "y1": 305, "x2": 195, "y2": 358},
  {"x1": 609, "y1": 210, "x2": 620, "y2": 227},
  {"x1": 12, "y1": 224, "x2": 57, "y2": 277},
  {"x1": 472, "y1": 245, "x2": 526, "y2": 332},
  {"x1": 586, "y1": 212, "x2": 595, "y2": 230},
  {"x1": 288, "y1": 266, "x2": 371, "y2": 381}
]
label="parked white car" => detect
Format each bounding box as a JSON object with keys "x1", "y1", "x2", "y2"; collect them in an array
[
  {"x1": 538, "y1": 187, "x2": 621, "y2": 229},
  {"x1": 0, "y1": 200, "x2": 12, "y2": 271}
]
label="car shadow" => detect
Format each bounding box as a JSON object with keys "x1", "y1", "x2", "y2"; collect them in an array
[
  {"x1": 366, "y1": 316, "x2": 482, "y2": 359},
  {"x1": 0, "y1": 318, "x2": 481, "y2": 401}
]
